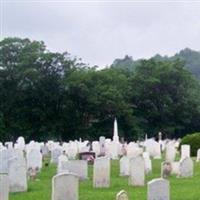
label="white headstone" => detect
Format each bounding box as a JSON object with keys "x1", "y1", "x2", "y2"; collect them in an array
[
  {"x1": 165, "y1": 145, "x2": 176, "y2": 162},
  {"x1": 52, "y1": 173, "x2": 79, "y2": 200},
  {"x1": 179, "y1": 157, "x2": 193, "y2": 177},
  {"x1": 51, "y1": 148, "x2": 62, "y2": 164},
  {"x1": 8, "y1": 154, "x2": 27, "y2": 192},
  {"x1": 93, "y1": 157, "x2": 110, "y2": 188},
  {"x1": 143, "y1": 152, "x2": 152, "y2": 174},
  {"x1": 147, "y1": 178, "x2": 170, "y2": 200},
  {"x1": 58, "y1": 160, "x2": 88, "y2": 180},
  {"x1": 196, "y1": 149, "x2": 200, "y2": 162},
  {"x1": 129, "y1": 156, "x2": 145, "y2": 186},
  {"x1": 181, "y1": 145, "x2": 190, "y2": 159},
  {"x1": 120, "y1": 156, "x2": 130, "y2": 176},
  {"x1": 0, "y1": 149, "x2": 9, "y2": 174},
  {"x1": 171, "y1": 162, "x2": 180, "y2": 175},
  {"x1": 27, "y1": 148, "x2": 42, "y2": 170},
  {"x1": 0, "y1": 174, "x2": 9, "y2": 200}
]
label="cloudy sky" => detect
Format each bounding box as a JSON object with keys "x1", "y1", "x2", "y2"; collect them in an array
[{"x1": 1, "y1": 0, "x2": 200, "y2": 67}]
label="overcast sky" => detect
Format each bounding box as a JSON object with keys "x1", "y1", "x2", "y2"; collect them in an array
[{"x1": 1, "y1": 0, "x2": 200, "y2": 67}]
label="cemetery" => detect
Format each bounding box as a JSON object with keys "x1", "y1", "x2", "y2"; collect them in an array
[
  {"x1": 0, "y1": 120, "x2": 200, "y2": 200},
  {"x1": 1, "y1": 2, "x2": 200, "y2": 200}
]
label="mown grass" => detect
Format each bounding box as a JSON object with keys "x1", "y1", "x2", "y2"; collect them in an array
[{"x1": 10, "y1": 158, "x2": 200, "y2": 200}]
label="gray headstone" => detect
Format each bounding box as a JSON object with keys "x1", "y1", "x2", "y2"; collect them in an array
[
  {"x1": 179, "y1": 157, "x2": 193, "y2": 177},
  {"x1": 147, "y1": 178, "x2": 170, "y2": 200},
  {"x1": 52, "y1": 173, "x2": 79, "y2": 200},
  {"x1": 0, "y1": 174, "x2": 9, "y2": 200},
  {"x1": 116, "y1": 190, "x2": 129, "y2": 200},
  {"x1": 129, "y1": 156, "x2": 145, "y2": 186},
  {"x1": 8, "y1": 154, "x2": 27, "y2": 192},
  {"x1": 93, "y1": 156, "x2": 110, "y2": 188}
]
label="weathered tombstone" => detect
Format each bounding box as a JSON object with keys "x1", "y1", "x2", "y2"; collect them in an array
[
  {"x1": 110, "y1": 142, "x2": 119, "y2": 160},
  {"x1": 58, "y1": 160, "x2": 88, "y2": 180},
  {"x1": 165, "y1": 145, "x2": 176, "y2": 162},
  {"x1": 16, "y1": 136, "x2": 25, "y2": 150},
  {"x1": 99, "y1": 136, "x2": 106, "y2": 156},
  {"x1": 181, "y1": 145, "x2": 190, "y2": 159},
  {"x1": 27, "y1": 148, "x2": 42, "y2": 170},
  {"x1": 0, "y1": 149, "x2": 9, "y2": 174},
  {"x1": 52, "y1": 172, "x2": 79, "y2": 200},
  {"x1": 93, "y1": 156, "x2": 110, "y2": 188},
  {"x1": 57, "y1": 154, "x2": 68, "y2": 173},
  {"x1": 147, "y1": 178, "x2": 170, "y2": 200},
  {"x1": 120, "y1": 156, "x2": 130, "y2": 176},
  {"x1": 171, "y1": 161, "x2": 179, "y2": 175},
  {"x1": 116, "y1": 190, "x2": 129, "y2": 200},
  {"x1": 51, "y1": 147, "x2": 62, "y2": 164},
  {"x1": 8, "y1": 153, "x2": 27, "y2": 192},
  {"x1": 41, "y1": 144, "x2": 49, "y2": 157},
  {"x1": 145, "y1": 139, "x2": 161, "y2": 159},
  {"x1": 0, "y1": 174, "x2": 9, "y2": 200},
  {"x1": 161, "y1": 161, "x2": 172, "y2": 178},
  {"x1": 129, "y1": 156, "x2": 145, "y2": 186},
  {"x1": 143, "y1": 152, "x2": 152, "y2": 174},
  {"x1": 179, "y1": 157, "x2": 193, "y2": 177},
  {"x1": 196, "y1": 149, "x2": 200, "y2": 162}
]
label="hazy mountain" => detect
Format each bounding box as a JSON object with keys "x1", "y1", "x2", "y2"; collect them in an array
[{"x1": 111, "y1": 48, "x2": 200, "y2": 78}]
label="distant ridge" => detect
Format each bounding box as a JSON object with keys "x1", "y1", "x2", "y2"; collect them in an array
[{"x1": 111, "y1": 48, "x2": 200, "y2": 79}]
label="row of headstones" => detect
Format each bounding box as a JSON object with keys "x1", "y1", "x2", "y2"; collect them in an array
[
  {"x1": 56, "y1": 143, "x2": 197, "y2": 185},
  {"x1": 51, "y1": 172, "x2": 170, "y2": 200},
  {"x1": 57, "y1": 154, "x2": 194, "y2": 190}
]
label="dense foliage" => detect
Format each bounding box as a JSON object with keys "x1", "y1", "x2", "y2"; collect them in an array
[
  {"x1": 1, "y1": 37, "x2": 200, "y2": 142},
  {"x1": 180, "y1": 133, "x2": 200, "y2": 156}
]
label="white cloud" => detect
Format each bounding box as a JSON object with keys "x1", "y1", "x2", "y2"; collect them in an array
[{"x1": 2, "y1": 0, "x2": 200, "y2": 67}]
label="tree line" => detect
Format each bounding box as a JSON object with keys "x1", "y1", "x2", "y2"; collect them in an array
[{"x1": 0, "y1": 37, "x2": 200, "y2": 142}]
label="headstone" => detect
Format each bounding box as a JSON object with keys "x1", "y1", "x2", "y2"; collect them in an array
[
  {"x1": 27, "y1": 148, "x2": 42, "y2": 170},
  {"x1": 116, "y1": 190, "x2": 129, "y2": 200},
  {"x1": 52, "y1": 173, "x2": 79, "y2": 200},
  {"x1": 0, "y1": 149, "x2": 9, "y2": 174},
  {"x1": 196, "y1": 149, "x2": 200, "y2": 162},
  {"x1": 120, "y1": 156, "x2": 130, "y2": 176},
  {"x1": 0, "y1": 174, "x2": 9, "y2": 200},
  {"x1": 181, "y1": 145, "x2": 190, "y2": 159},
  {"x1": 158, "y1": 132, "x2": 162, "y2": 141},
  {"x1": 161, "y1": 161, "x2": 172, "y2": 178},
  {"x1": 165, "y1": 145, "x2": 176, "y2": 162},
  {"x1": 8, "y1": 154, "x2": 27, "y2": 192},
  {"x1": 110, "y1": 142, "x2": 119, "y2": 160},
  {"x1": 51, "y1": 148, "x2": 62, "y2": 164},
  {"x1": 57, "y1": 154, "x2": 68, "y2": 173},
  {"x1": 171, "y1": 162, "x2": 179, "y2": 175},
  {"x1": 58, "y1": 160, "x2": 88, "y2": 180},
  {"x1": 41, "y1": 144, "x2": 49, "y2": 157},
  {"x1": 147, "y1": 178, "x2": 170, "y2": 200},
  {"x1": 93, "y1": 157, "x2": 110, "y2": 188},
  {"x1": 143, "y1": 152, "x2": 152, "y2": 174},
  {"x1": 99, "y1": 136, "x2": 106, "y2": 156},
  {"x1": 145, "y1": 139, "x2": 161, "y2": 159},
  {"x1": 179, "y1": 157, "x2": 193, "y2": 177},
  {"x1": 129, "y1": 156, "x2": 145, "y2": 186}
]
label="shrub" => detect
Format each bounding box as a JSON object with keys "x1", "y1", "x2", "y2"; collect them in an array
[{"x1": 180, "y1": 132, "x2": 200, "y2": 156}]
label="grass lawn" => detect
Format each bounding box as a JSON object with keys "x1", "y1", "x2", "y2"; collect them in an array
[{"x1": 10, "y1": 158, "x2": 200, "y2": 200}]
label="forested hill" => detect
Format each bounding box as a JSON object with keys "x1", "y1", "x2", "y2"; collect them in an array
[{"x1": 111, "y1": 48, "x2": 200, "y2": 78}]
